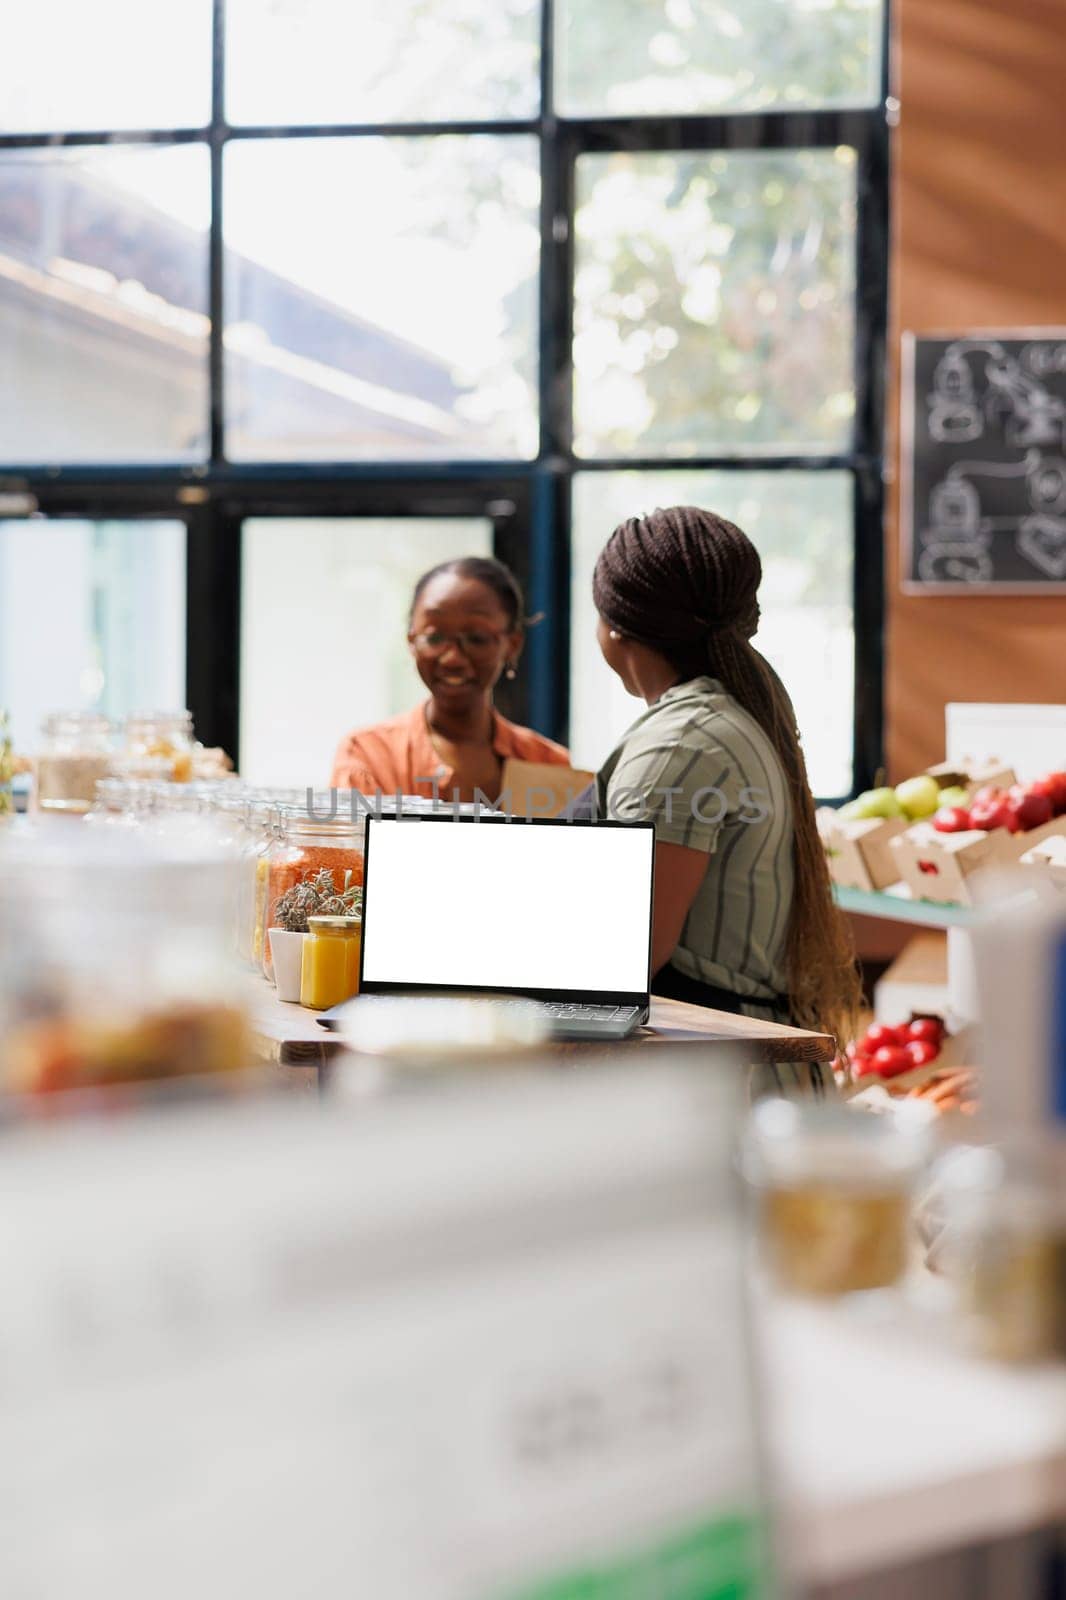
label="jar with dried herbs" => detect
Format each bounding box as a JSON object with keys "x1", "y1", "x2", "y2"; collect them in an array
[{"x1": 261, "y1": 811, "x2": 365, "y2": 980}]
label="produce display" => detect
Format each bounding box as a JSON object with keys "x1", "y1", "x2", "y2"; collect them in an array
[
  {"x1": 931, "y1": 772, "x2": 1066, "y2": 835},
  {"x1": 839, "y1": 773, "x2": 942, "y2": 823},
  {"x1": 846, "y1": 1015, "x2": 949, "y2": 1081}
]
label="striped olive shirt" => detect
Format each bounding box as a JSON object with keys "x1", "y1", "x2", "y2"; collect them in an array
[{"x1": 595, "y1": 675, "x2": 794, "y2": 1015}]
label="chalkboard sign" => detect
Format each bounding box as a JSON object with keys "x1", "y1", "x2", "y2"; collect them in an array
[{"x1": 901, "y1": 330, "x2": 1066, "y2": 592}]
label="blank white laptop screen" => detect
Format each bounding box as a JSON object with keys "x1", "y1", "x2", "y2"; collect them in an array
[{"x1": 361, "y1": 818, "x2": 654, "y2": 999}]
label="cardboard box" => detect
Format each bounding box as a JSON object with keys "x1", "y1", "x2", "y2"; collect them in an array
[
  {"x1": 924, "y1": 758, "x2": 1016, "y2": 798},
  {"x1": 890, "y1": 815, "x2": 1066, "y2": 905},
  {"x1": 818, "y1": 809, "x2": 909, "y2": 892},
  {"x1": 499, "y1": 759, "x2": 595, "y2": 819},
  {"x1": 873, "y1": 931, "x2": 948, "y2": 1025},
  {"x1": 1019, "y1": 833, "x2": 1066, "y2": 893}
]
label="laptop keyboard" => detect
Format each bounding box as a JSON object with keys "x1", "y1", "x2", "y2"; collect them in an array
[
  {"x1": 499, "y1": 1000, "x2": 634, "y2": 1020},
  {"x1": 494, "y1": 1000, "x2": 643, "y2": 1038}
]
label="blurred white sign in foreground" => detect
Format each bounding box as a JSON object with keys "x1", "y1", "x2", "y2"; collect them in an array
[{"x1": 0, "y1": 1059, "x2": 771, "y2": 1600}]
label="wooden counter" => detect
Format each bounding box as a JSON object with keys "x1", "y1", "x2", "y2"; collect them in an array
[{"x1": 244, "y1": 974, "x2": 836, "y2": 1075}]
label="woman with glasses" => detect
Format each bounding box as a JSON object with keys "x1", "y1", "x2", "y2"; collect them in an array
[{"x1": 331, "y1": 556, "x2": 569, "y2": 802}]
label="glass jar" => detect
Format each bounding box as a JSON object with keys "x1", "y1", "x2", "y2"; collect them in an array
[
  {"x1": 938, "y1": 1137, "x2": 1066, "y2": 1363},
  {"x1": 122, "y1": 711, "x2": 195, "y2": 783},
  {"x1": 742, "y1": 1099, "x2": 934, "y2": 1298},
  {"x1": 0, "y1": 825, "x2": 251, "y2": 1099},
  {"x1": 300, "y1": 915, "x2": 362, "y2": 1010},
  {"x1": 0, "y1": 708, "x2": 13, "y2": 818},
  {"x1": 261, "y1": 810, "x2": 365, "y2": 981},
  {"x1": 36, "y1": 711, "x2": 114, "y2": 814}
]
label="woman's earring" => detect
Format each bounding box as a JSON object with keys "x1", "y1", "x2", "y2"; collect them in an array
[
  {"x1": 609, "y1": 630, "x2": 622, "y2": 641},
  {"x1": 505, "y1": 662, "x2": 517, "y2": 680}
]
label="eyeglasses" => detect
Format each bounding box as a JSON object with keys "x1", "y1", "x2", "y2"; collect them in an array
[{"x1": 410, "y1": 628, "x2": 508, "y2": 658}]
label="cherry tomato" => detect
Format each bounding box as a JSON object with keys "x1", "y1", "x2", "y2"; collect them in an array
[
  {"x1": 871, "y1": 1045, "x2": 912, "y2": 1079},
  {"x1": 863, "y1": 1022, "x2": 903, "y2": 1052},
  {"x1": 905, "y1": 1039, "x2": 939, "y2": 1068},
  {"x1": 905, "y1": 1017, "x2": 944, "y2": 1046}
]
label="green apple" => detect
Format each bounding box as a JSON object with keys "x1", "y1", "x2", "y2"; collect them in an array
[
  {"x1": 840, "y1": 787, "x2": 905, "y2": 821},
  {"x1": 894, "y1": 774, "x2": 941, "y2": 820},
  {"x1": 937, "y1": 784, "x2": 970, "y2": 809}
]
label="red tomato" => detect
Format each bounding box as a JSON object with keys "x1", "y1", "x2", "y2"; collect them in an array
[
  {"x1": 870, "y1": 1045, "x2": 912, "y2": 1079},
  {"x1": 905, "y1": 1039, "x2": 940, "y2": 1068},
  {"x1": 863, "y1": 1022, "x2": 903, "y2": 1052},
  {"x1": 905, "y1": 1017, "x2": 944, "y2": 1046}
]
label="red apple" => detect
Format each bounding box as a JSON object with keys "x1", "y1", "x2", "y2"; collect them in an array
[
  {"x1": 1046, "y1": 772, "x2": 1066, "y2": 815},
  {"x1": 869, "y1": 1045, "x2": 912, "y2": 1079},
  {"x1": 905, "y1": 1039, "x2": 940, "y2": 1068},
  {"x1": 863, "y1": 1022, "x2": 904, "y2": 1052},
  {"x1": 969, "y1": 795, "x2": 1015, "y2": 832},
  {"x1": 905, "y1": 1017, "x2": 944, "y2": 1046},
  {"x1": 1007, "y1": 789, "x2": 1053, "y2": 833},
  {"x1": 1028, "y1": 776, "x2": 1059, "y2": 809},
  {"x1": 932, "y1": 806, "x2": 972, "y2": 833}
]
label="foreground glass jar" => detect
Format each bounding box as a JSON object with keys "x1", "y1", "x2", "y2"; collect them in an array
[
  {"x1": 0, "y1": 825, "x2": 251, "y2": 1099},
  {"x1": 938, "y1": 1137, "x2": 1066, "y2": 1363},
  {"x1": 300, "y1": 914, "x2": 362, "y2": 1010},
  {"x1": 36, "y1": 711, "x2": 114, "y2": 814},
  {"x1": 742, "y1": 1099, "x2": 934, "y2": 1298}
]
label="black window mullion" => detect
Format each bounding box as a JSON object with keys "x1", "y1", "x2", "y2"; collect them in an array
[
  {"x1": 186, "y1": 503, "x2": 240, "y2": 760},
  {"x1": 209, "y1": 0, "x2": 226, "y2": 465}
]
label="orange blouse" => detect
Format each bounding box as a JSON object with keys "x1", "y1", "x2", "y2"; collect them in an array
[{"x1": 330, "y1": 701, "x2": 570, "y2": 799}]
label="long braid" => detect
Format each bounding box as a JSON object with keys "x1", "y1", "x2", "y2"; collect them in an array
[{"x1": 593, "y1": 506, "x2": 860, "y2": 1049}]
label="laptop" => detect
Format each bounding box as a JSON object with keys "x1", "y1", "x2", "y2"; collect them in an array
[{"x1": 320, "y1": 813, "x2": 655, "y2": 1041}]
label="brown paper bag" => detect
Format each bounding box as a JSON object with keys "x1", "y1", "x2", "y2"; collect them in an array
[{"x1": 499, "y1": 759, "x2": 595, "y2": 819}]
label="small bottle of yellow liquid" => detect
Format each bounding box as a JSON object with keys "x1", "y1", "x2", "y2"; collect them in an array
[{"x1": 300, "y1": 914, "x2": 362, "y2": 1010}]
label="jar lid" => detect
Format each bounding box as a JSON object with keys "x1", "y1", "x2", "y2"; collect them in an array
[
  {"x1": 307, "y1": 914, "x2": 362, "y2": 929},
  {"x1": 282, "y1": 812, "x2": 364, "y2": 837},
  {"x1": 41, "y1": 710, "x2": 112, "y2": 731}
]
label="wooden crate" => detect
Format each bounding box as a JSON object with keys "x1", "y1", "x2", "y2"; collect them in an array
[
  {"x1": 817, "y1": 810, "x2": 909, "y2": 892},
  {"x1": 924, "y1": 758, "x2": 1016, "y2": 797},
  {"x1": 891, "y1": 815, "x2": 1066, "y2": 905}
]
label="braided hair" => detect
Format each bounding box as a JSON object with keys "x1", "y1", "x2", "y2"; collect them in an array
[{"x1": 593, "y1": 505, "x2": 859, "y2": 1049}]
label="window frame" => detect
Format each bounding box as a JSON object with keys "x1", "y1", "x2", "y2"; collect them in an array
[{"x1": 0, "y1": 0, "x2": 890, "y2": 798}]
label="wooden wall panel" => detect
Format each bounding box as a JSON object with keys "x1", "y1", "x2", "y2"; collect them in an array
[{"x1": 886, "y1": 0, "x2": 1066, "y2": 781}]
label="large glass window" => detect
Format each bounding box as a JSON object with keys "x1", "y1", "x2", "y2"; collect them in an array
[
  {"x1": 555, "y1": 0, "x2": 882, "y2": 116},
  {"x1": 569, "y1": 472, "x2": 854, "y2": 796},
  {"x1": 0, "y1": 1, "x2": 888, "y2": 798},
  {"x1": 0, "y1": 0, "x2": 213, "y2": 133},
  {"x1": 0, "y1": 520, "x2": 186, "y2": 752},
  {"x1": 573, "y1": 148, "x2": 857, "y2": 458},
  {"x1": 225, "y1": 138, "x2": 540, "y2": 462},
  {"x1": 0, "y1": 147, "x2": 210, "y2": 464},
  {"x1": 240, "y1": 517, "x2": 494, "y2": 787},
  {"x1": 226, "y1": 0, "x2": 542, "y2": 126}
]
